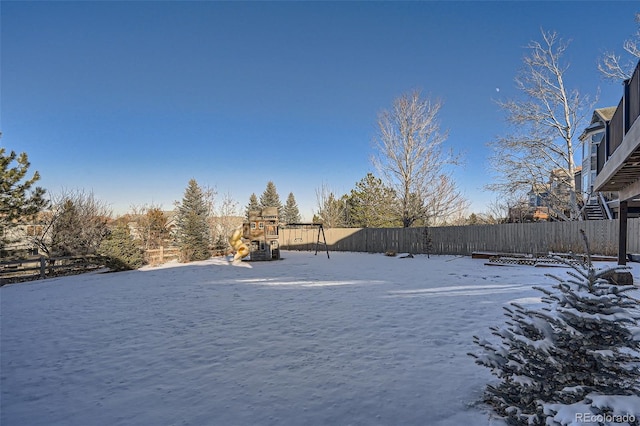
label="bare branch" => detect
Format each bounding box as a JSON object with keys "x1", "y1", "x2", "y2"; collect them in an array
[
  {"x1": 487, "y1": 29, "x2": 594, "y2": 221},
  {"x1": 372, "y1": 90, "x2": 467, "y2": 227},
  {"x1": 314, "y1": 183, "x2": 347, "y2": 228},
  {"x1": 598, "y1": 13, "x2": 640, "y2": 81}
]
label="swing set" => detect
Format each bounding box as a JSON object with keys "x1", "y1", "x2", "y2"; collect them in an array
[{"x1": 282, "y1": 223, "x2": 330, "y2": 259}]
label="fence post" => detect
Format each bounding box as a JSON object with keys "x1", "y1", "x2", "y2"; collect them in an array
[{"x1": 39, "y1": 256, "x2": 46, "y2": 279}]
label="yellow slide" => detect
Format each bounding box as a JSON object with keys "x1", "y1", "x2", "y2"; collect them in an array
[{"x1": 228, "y1": 228, "x2": 250, "y2": 264}]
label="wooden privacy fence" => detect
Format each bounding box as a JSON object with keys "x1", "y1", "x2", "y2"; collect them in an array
[
  {"x1": 280, "y1": 218, "x2": 640, "y2": 256},
  {"x1": 144, "y1": 246, "x2": 232, "y2": 265},
  {"x1": 145, "y1": 246, "x2": 181, "y2": 266},
  {"x1": 0, "y1": 255, "x2": 105, "y2": 285}
]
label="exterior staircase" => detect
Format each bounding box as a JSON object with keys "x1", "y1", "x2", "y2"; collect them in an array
[
  {"x1": 582, "y1": 193, "x2": 612, "y2": 220},
  {"x1": 584, "y1": 202, "x2": 606, "y2": 220}
]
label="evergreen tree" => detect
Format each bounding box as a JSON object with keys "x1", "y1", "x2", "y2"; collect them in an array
[
  {"x1": 245, "y1": 193, "x2": 260, "y2": 219},
  {"x1": 0, "y1": 148, "x2": 47, "y2": 252},
  {"x1": 175, "y1": 179, "x2": 211, "y2": 262},
  {"x1": 99, "y1": 223, "x2": 145, "y2": 271},
  {"x1": 470, "y1": 232, "x2": 640, "y2": 425},
  {"x1": 50, "y1": 199, "x2": 83, "y2": 256},
  {"x1": 282, "y1": 192, "x2": 301, "y2": 224},
  {"x1": 259, "y1": 181, "x2": 283, "y2": 218},
  {"x1": 347, "y1": 173, "x2": 398, "y2": 228}
]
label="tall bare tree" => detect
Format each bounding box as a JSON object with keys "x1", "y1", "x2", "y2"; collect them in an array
[
  {"x1": 598, "y1": 13, "x2": 640, "y2": 81},
  {"x1": 372, "y1": 90, "x2": 467, "y2": 227},
  {"x1": 213, "y1": 191, "x2": 240, "y2": 243},
  {"x1": 483, "y1": 197, "x2": 511, "y2": 225},
  {"x1": 487, "y1": 29, "x2": 594, "y2": 221},
  {"x1": 314, "y1": 183, "x2": 347, "y2": 228}
]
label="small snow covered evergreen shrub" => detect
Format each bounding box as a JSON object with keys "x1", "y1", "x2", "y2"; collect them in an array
[{"x1": 469, "y1": 232, "x2": 640, "y2": 425}]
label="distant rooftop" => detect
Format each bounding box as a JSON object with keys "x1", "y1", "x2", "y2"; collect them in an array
[{"x1": 594, "y1": 106, "x2": 617, "y2": 122}]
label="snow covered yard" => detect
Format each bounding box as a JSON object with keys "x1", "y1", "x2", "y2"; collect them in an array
[{"x1": 1, "y1": 251, "x2": 638, "y2": 426}]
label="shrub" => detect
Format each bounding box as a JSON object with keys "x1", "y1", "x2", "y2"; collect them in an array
[
  {"x1": 469, "y1": 231, "x2": 640, "y2": 425},
  {"x1": 99, "y1": 224, "x2": 145, "y2": 271}
]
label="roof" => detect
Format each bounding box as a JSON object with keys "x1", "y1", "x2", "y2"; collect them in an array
[
  {"x1": 528, "y1": 183, "x2": 549, "y2": 193},
  {"x1": 594, "y1": 107, "x2": 617, "y2": 122},
  {"x1": 580, "y1": 107, "x2": 616, "y2": 140}
]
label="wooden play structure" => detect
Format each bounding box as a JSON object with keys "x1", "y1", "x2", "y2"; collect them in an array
[
  {"x1": 232, "y1": 209, "x2": 331, "y2": 262},
  {"x1": 243, "y1": 207, "x2": 281, "y2": 261}
]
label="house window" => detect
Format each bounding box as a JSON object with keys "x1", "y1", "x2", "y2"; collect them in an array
[
  {"x1": 266, "y1": 225, "x2": 278, "y2": 236},
  {"x1": 529, "y1": 193, "x2": 539, "y2": 206},
  {"x1": 259, "y1": 222, "x2": 264, "y2": 230},
  {"x1": 251, "y1": 223, "x2": 256, "y2": 230},
  {"x1": 591, "y1": 132, "x2": 604, "y2": 144}
]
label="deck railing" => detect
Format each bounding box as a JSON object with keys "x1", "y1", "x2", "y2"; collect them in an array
[
  {"x1": 628, "y1": 60, "x2": 640, "y2": 130},
  {"x1": 603, "y1": 60, "x2": 640, "y2": 168},
  {"x1": 608, "y1": 97, "x2": 624, "y2": 158}
]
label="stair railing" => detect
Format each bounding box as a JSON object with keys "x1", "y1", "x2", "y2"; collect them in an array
[{"x1": 599, "y1": 192, "x2": 613, "y2": 220}]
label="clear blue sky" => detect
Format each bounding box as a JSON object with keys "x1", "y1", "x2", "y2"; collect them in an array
[{"x1": 2, "y1": 1, "x2": 638, "y2": 220}]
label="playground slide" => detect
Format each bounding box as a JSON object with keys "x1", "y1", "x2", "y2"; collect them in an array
[{"x1": 228, "y1": 228, "x2": 250, "y2": 264}]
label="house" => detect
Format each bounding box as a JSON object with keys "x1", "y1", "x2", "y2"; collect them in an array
[
  {"x1": 579, "y1": 107, "x2": 617, "y2": 220},
  {"x1": 508, "y1": 169, "x2": 581, "y2": 223},
  {"x1": 549, "y1": 166, "x2": 583, "y2": 219},
  {"x1": 508, "y1": 184, "x2": 550, "y2": 222},
  {"x1": 593, "y1": 60, "x2": 640, "y2": 264}
]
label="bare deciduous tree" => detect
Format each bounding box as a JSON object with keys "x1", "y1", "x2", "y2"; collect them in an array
[
  {"x1": 128, "y1": 204, "x2": 170, "y2": 250},
  {"x1": 598, "y1": 13, "x2": 640, "y2": 81},
  {"x1": 483, "y1": 197, "x2": 511, "y2": 224},
  {"x1": 487, "y1": 29, "x2": 594, "y2": 221},
  {"x1": 213, "y1": 191, "x2": 241, "y2": 244},
  {"x1": 33, "y1": 189, "x2": 112, "y2": 257},
  {"x1": 314, "y1": 183, "x2": 347, "y2": 228},
  {"x1": 372, "y1": 90, "x2": 467, "y2": 227}
]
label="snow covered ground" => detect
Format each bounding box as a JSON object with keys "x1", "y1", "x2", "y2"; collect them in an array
[{"x1": 1, "y1": 251, "x2": 638, "y2": 426}]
